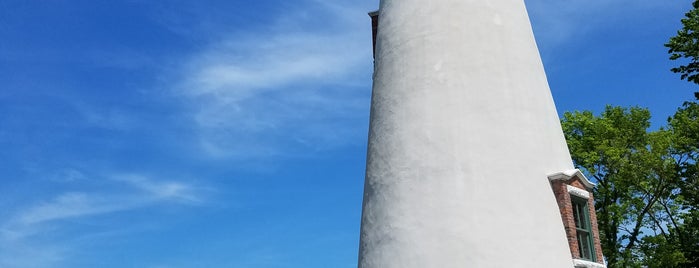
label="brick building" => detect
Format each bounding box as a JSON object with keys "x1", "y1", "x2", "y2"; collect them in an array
[{"x1": 549, "y1": 170, "x2": 606, "y2": 268}]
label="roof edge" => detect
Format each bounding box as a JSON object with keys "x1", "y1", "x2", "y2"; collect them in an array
[{"x1": 548, "y1": 169, "x2": 596, "y2": 189}]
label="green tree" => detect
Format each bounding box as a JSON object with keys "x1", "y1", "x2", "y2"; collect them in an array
[
  {"x1": 561, "y1": 104, "x2": 699, "y2": 267},
  {"x1": 666, "y1": 0, "x2": 699, "y2": 100},
  {"x1": 665, "y1": 102, "x2": 699, "y2": 267}
]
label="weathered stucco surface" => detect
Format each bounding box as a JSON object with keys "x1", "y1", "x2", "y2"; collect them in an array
[{"x1": 358, "y1": 0, "x2": 576, "y2": 267}]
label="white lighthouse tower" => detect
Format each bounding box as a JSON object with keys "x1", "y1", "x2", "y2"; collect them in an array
[{"x1": 358, "y1": 0, "x2": 582, "y2": 267}]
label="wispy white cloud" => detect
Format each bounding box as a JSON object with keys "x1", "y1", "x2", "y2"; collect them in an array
[
  {"x1": 0, "y1": 173, "x2": 207, "y2": 267},
  {"x1": 4, "y1": 174, "x2": 203, "y2": 231},
  {"x1": 117, "y1": 174, "x2": 204, "y2": 204},
  {"x1": 185, "y1": 32, "x2": 366, "y2": 95},
  {"x1": 174, "y1": 0, "x2": 374, "y2": 159},
  {"x1": 15, "y1": 192, "x2": 124, "y2": 226}
]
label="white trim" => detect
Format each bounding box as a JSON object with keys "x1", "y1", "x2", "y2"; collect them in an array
[
  {"x1": 548, "y1": 169, "x2": 596, "y2": 189},
  {"x1": 567, "y1": 185, "x2": 590, "y2": 199},
  {"x1": 573, "y1": 258, "x2": 606, "y2": 268}
]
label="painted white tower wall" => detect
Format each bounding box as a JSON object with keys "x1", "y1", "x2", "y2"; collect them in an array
[{"x1": 358, "y1": 0, "x2": 576, "y2": 267}]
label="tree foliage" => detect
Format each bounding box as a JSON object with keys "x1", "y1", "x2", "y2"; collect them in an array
[
  {"x1": 666, "y1": 0, "x2": 699, "y2": 99},
  {"x1": 561, "y1": 103, "x2": 699, "y2": 267}
]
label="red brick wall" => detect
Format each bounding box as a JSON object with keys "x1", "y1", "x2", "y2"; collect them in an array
[
  {"x1": 587, "y1": 191, "x2": 604, "y2": 263},
  {"x1": 552, "y1": 180, "x2": 580, "y2": 259},
  {"x1": 551, "y1": 177, "x2": 605, "y2": 265}
]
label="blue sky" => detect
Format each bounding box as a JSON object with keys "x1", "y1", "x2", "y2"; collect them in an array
[{"x1": 0, "y1": 0, "x2": 696, "y2": 267}]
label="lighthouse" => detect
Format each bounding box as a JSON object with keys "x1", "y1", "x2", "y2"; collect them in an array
[{"x1": 357, "y1": 0, "x2": 599, "y2": 267}]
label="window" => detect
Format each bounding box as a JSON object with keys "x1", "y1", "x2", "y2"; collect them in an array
[{"x1": 572, "y1": 196, "x2": 596, "y2": 262}]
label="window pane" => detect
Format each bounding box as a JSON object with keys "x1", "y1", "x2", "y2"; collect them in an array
[
  {"x1": 573, "y1": 202, "x2": 581, "y2": 227},
  {"x1": 572, "y1": 198, "x2": 588, "y2": 229},
  {"x1": 571, "y1": 195, "x2": 595, "y2": 261},
  {"x1": 577, "y1": 231, "x2": 591, "y2": 260}
]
